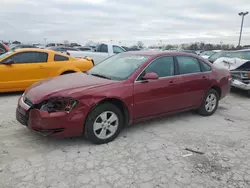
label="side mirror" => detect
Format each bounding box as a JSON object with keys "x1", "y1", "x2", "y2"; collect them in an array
[
  {"x1": 142, "y1": 72, "x2": 159, "y2": 80},
  {"x1": 3, "y1": 58, "x2": 15, "y2": 65}
]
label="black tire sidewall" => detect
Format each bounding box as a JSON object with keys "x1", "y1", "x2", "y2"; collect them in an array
[
  {"x1": 199, "y1": 89, "x2": 219, "y2": 116},
  {"x1": 85, "y1": 103, "x2": 124, "y2": 144}
]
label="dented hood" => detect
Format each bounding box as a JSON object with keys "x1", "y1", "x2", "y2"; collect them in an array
[
  {"x1": 213, "y1": 57, "x2": 249, "y2": 70},
  {"x1": 25, "y1": 73, "x2": 116, "y2": 103}
]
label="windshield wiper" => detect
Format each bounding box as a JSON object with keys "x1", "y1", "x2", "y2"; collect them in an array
[{"x1": 90, "y1": 73, "x2": 111, "y2": 80}]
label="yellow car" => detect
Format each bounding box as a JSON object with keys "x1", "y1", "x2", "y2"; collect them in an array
[{"x1": 0, "y1": 48, "x2": 94, "y2": 92}]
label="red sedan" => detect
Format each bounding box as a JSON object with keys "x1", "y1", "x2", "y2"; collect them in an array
[{"x1": 16, "y1": 51, "x2": 230, "y2": 144}]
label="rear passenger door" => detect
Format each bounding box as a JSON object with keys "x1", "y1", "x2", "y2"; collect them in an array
[{"x1": 175, "y1": 56, "x2": 212, "y2": 108}]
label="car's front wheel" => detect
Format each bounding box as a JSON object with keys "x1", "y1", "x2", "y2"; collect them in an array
[
  {"x1": 198, "y1": 89, "x2": 219, "y2": 116},
  {"x1": 84, "y1": 102, "x2": 124, "y2": 144}
]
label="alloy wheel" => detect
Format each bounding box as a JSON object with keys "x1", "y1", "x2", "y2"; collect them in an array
[
  {"x1": 205, "y1": 93, "x2": 217, "y2": 112},
  {"x1": 93, "y1": 111, "x2": 119, "y2": 140}
]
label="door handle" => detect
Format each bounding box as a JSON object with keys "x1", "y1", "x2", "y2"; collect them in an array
[
  {"x1": 169, "y1": 80, "x2": 174, "y2": 86},
  {"x1": 202, "y1": 76, "x2": 208, "y2": 80}
]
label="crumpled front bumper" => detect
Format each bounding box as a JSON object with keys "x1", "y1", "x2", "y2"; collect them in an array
[
  {"x1": 231, "y1": 79, "x2": 250, "y2": 90},
  {"x1": 16, "y1": 96, "x2": 88, "y2": 138}
]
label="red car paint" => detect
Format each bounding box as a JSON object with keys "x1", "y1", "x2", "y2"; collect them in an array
[{"x1": 16, "y1": 51, "x2": 230, "y2": 138}]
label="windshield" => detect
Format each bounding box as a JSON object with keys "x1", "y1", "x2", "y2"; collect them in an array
[
  {"x1": 0, "y1": 51, "x2": 13, "y2": 60},
  {"x1": 87, "y1": 53, "x2": 150, "y2": 81},
  {"x1": 208, "y1": 51, "x2": 233, "y2": 61},
  {"x1": 231, "y1": 51, "x2": 250, "y2": 60}
]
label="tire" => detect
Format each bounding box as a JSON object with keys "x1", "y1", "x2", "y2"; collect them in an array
[
  {"x1": 247, "y1": 90, "x2": 250, "y2": 98},
  {"x1": 84, "y1": 102, "x2": 124, "y2": 144},
  {"x1": 198, "y1": 89, "x2": 219, "y2": 116}
]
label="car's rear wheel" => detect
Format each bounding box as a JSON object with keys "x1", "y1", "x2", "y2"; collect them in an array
[
  {"x1": 198, "y1": 89, "x2": 219, "y2": 116},
  {"x1": 84, "y1": 102, "x2": 124, "y2": 144}
]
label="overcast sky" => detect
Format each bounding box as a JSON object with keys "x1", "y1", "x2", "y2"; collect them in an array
[{"x1": 1, "y1": 0, "x2": 250, "y2": 46}]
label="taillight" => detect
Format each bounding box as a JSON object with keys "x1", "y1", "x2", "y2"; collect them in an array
[{"x1": 66, "y1": 52, "x2": 70, "y2": 56}]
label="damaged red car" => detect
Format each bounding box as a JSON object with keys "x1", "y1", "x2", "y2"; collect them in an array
[{"x1": 16, "y1": 51, "x2": 231, "y2": 144}]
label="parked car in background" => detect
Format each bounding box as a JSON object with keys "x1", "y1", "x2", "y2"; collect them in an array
[
  {"x1": 200, "y1": 51, "x2": 217, "y2": 59},
  {"x1": 213, "y1": 55, "x2": 250, "y2": 96},
  {"x1": 75, "y1": 47, "x2": 93, "y2": 51},
  {"x1": 0, "y1": 48, "x2": 94, "y2": 93},
  {"x1": 47, "y1": 46, "x2": 80, "y2": 54},
  {"x1": 45, "y1": 43, "x2": 64, "y2": 47},
  {"x1": 0, "y1": 43, "x2": 9, "y2": 55},
  {"x1": 9, "y1": 44, "x2": 38, "y2": 51},
  {"x1": 70, "y1": 43, "x2": 81, "y2": 47},
  {"x1": 208, "y1": 51, "x2": 234, "y2": 63},
  {"x1": 16, "y1": 51, "x2": 230, "y2": 144},
  {"x1": 66, "y1": 43, "x2": 126, "y2": 65},
  {"x1": 178, "y1": 50, "x2": 197, "y2": 54}
]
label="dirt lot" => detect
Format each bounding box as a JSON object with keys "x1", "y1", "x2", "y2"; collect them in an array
[{"x1": 0, "y1": 90, "x2": 250, "y2": 188}]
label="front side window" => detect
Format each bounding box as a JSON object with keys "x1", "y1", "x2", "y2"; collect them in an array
[
  {"x1": 141, "y1": 56, "x2": 174, "y2": 78},
  {"x1": 88, "y1": 53, "x2": 149, "y2": 81},
  {"x1": 2, "y1": 52, "x2": 48, "y2": 64},
  {"x1": 176, "y1": 56, "x2": 201, "y2": 74},
  {"x1": 113, "y1": 45, "x2": 125, "y2": 54},
  {"x1": 54, "y1": 54, "x2": 69, "y2": 61}
]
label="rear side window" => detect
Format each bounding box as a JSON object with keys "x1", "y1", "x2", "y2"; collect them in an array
[
  {"x1": 100, "y1": 44, "x2": 108, "y2": 53},
  {"x1": 54, "y1": 54, "x2": 69, "y2": 61},
  {"x1": 176, "y1": 56, "x2": 201, "y2": 74}
]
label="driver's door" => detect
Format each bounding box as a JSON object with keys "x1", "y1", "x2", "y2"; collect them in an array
[
  {"x1": 133, "y1": 56, "x2": 180, "y2": 119},
  {"x1": 0, "y1": 51, "x2": 49, "y2": 91}
]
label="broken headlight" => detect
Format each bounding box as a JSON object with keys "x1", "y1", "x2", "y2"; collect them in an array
[{"x1": 40, "y1": 97, "x2": 78, "y2": 113}]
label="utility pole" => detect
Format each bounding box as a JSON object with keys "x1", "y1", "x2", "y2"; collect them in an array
[{"x1": 238, "y1": 11, "x2": 249, "y2": 46}]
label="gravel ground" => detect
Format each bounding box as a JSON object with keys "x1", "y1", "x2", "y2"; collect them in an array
[{"x1": 0, "y1": 90, "x2": 250, "y2": 188}]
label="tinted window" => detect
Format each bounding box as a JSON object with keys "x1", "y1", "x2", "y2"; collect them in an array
[
  {"x1": 54, "y1": 54, "x2": 69, "y2": 61},
  {"x1": 100, "y1": 44, "x2": 108, "y2": 53},
  {"x1": 200, "y1": 61, "x2": 211, "y2": 72},
  {"x1": 176, "y1": 56, "x2": 201, "y2": 74},
  {"x1": 113, "y1": 45, "x2": 125, "y2": 54},
  {"x1": 4, "y1": 52, "x2": 48, "y2": 64},
  {"x1": 144, "y1": 56, "x2": 174, "y2": 78}
]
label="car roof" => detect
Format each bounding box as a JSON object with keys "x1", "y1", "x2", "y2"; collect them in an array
[
  {"x1": 14, "y1": 48, "x2": 56, "y2": 53},
  {"x1": 124, "y1": 50, "x2": 200, "y2": 58}
]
